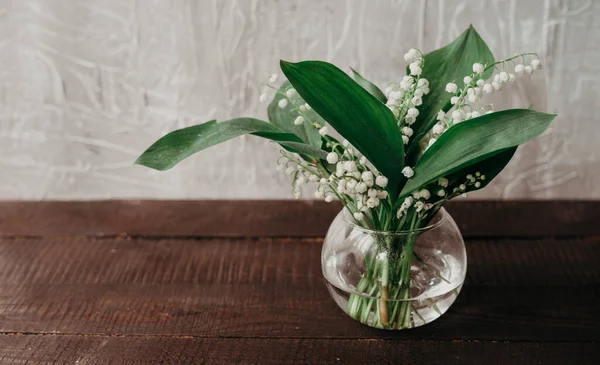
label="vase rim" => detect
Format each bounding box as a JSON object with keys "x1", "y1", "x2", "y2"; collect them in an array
[{"x1": 341, "y1": 207, "x2": 448, "y2": 235}]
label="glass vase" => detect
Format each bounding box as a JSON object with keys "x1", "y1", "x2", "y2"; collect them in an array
[{"x1": 321, "y1": 207, "x2": 466, "y2": 330}]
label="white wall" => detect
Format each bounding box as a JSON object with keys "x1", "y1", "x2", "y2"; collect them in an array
[{"x1": 0, "y1": 0, "x2": 598, "y2": 200}]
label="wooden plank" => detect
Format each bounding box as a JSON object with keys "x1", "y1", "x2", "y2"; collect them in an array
[
  {"x1": 1, "y1": 200, "x2": 599, "y2": 238},
  {"x1": 0, "y1": 200, "x2": 338, "y2": 238},
  {"x1": 0, "y1": 334, "x2": 596, "y2": 365},
  {"x1": 0, "y1": 236, "x2": 597, "y2": 341}
]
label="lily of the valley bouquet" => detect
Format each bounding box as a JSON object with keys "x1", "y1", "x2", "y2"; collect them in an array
[{"x1": 137, "y1": 26, "x2": 555, "y2": 329}]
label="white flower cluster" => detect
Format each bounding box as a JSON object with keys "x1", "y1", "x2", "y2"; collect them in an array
[
  {"x1": 276, "y1": 154, "x2": 323, "y2": 200},
  {"x1": 259, "y1": 74, "x2": 330, "y2": 136},
  {"x1": 277, "y1": 139, "x2": 390, "y2": 221},
  {"x1": 396, "y1": 177, "x2": 449, "y2": 218},
  {"x1": 385, "y1": 48, "x2": 430, "y2": 145},
  {"x1": 329, "y1": 142, "x2": 389, "y2": 216},
  {"x1": 450, "y1": 172, "x2": 486, "y2": 198},
  {"x1": 396, "y1": 190, "x2": 428, "y2": 218},
  {"x1": 429, "y1": 55, "x2": 542, "y2": 150}
]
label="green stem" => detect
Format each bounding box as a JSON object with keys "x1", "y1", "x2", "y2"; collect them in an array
[
  {"x1": 412, "y1": 305, "x2": 426, "y2": 324},
  {"x1": 347, "y1": 209, "x2": 437, "y2": 329},
  {"x1": 396, "y1": 213, "x2": 418, "y2": 328}
]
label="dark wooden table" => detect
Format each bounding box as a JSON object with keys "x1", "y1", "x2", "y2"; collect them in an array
[{"x1": 0, "y1": 200, "x2": 598, "y2": 364}]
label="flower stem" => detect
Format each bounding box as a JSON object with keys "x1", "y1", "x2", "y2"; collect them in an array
[
  {"x1": 378, "y1": 258, "x2": 390, "y2": 327},
  {"x1": 346, "y1": 209, "x2": 431, "y2": 329}
]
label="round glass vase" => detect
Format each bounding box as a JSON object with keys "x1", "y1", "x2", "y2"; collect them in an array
[{"x1": 321, "y1": 207, "x2": 466, "y2": 330}]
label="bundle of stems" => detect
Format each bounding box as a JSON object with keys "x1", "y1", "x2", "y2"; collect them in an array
[{"x1": 346, "y1": 207, "x2": 440, "y2": 329}]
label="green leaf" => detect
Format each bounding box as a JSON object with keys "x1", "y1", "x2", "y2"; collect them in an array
[
  {"x1": 277, "y1": 141, "x2": 329, "y2": 160},
  {"x1": 267, "y1": 80, "x2": 324, "y2": 148},
  {"x1": 408, "y1": 26, "x2": 494, "y2": 158},
  {"x1": 136, "y1": 118, "x2": 308, "y2": 170},
  {"x1": 400, "y1": 109, "x2": 556, "y2": 195},
  {"x1": 281, "y1": 60, "x2": 405, "y2": 198},
  {"x1": 398, "y1": 147, "x2": 517, "y2": 212},
  {"x1": 351, "y1": 68, "x2": 387, "y2": 103}
]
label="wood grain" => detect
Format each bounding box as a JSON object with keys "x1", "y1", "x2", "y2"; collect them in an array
[
  {"x1": 0, "y1": 335, "x2": 597, "y2": 365},
  {"x1": 1, "y1": 200, "x2": 599, "y2": 238},
  {"x1": 1, "y1": 200, "x2": 599, "y2": 364},
  {"x1": 0, "y1": 236, "x2": 597, "y2": 341}
]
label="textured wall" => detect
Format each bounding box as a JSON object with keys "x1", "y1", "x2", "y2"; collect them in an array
[{"x1": 0, "y1": 0, "x2": 598, "y2": 200}]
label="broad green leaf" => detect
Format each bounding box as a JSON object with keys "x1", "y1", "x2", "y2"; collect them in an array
[
  {"x1": 407, "y1": 26, "x2": 494, "y2": 160},
  {"x1": 267, "y1": 80, "x2": 324, "y2": 148},
  {"x1": 351, "y1": 68, "x2": 387, "y2": 103},
  {"x1": 396, "y1": 147, "x2": 517, "y2": 211},
  {"x1": 281, "y1": 60, "x2": 405, "y2": 198},
  {"x1": 136, "y1": 118, "x2": 310, "y2": 170},
  {"x1": 393, "y1": 147, "x2": 518, "y2": 210},
  {"x1": 400, "y1": 109, "x2": 556, "y2": 195}
]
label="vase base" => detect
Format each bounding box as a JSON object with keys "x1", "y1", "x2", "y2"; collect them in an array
[{"x1": 325, "y1": 281, "x2": 462, "y2": 330}]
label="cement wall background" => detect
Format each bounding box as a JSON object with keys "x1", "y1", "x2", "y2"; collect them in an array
[{"x1": 0, "y1": 0, "x2": 597, "y2": 199}]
